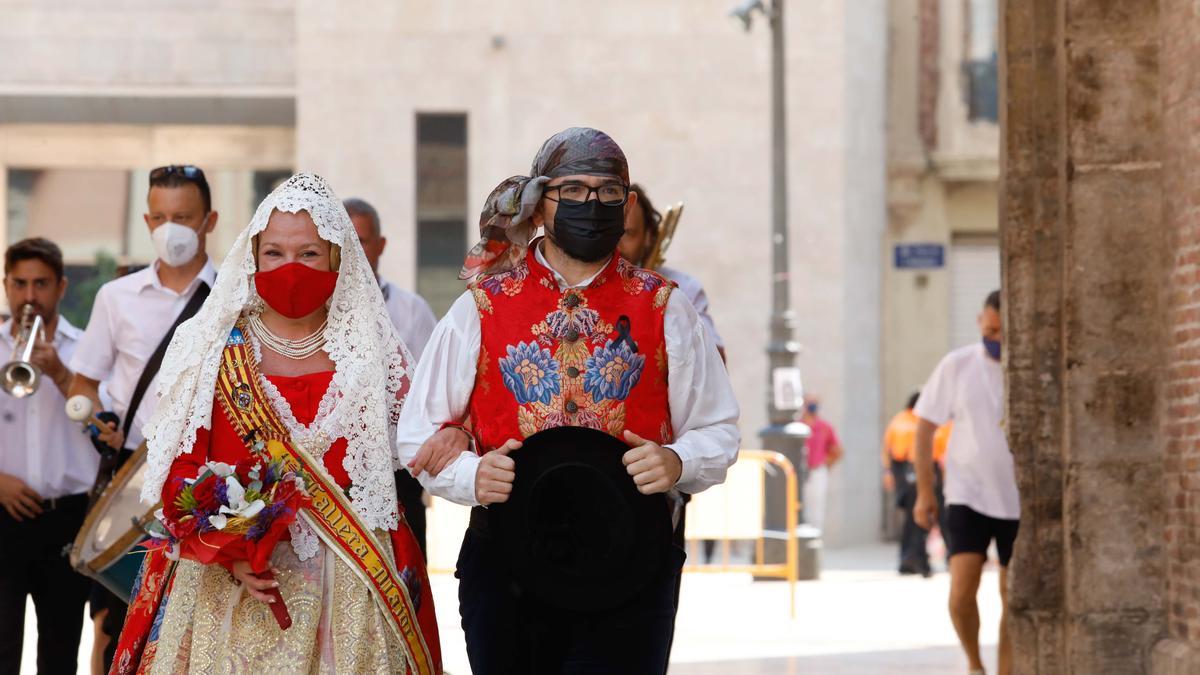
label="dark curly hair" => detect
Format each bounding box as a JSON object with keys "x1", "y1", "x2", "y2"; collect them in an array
[
  {"x1": 5, "y1": 237, "x2": 64, "y2": 280},
  {"x1": 628, "y1": 184, "x2": 662, "y2": 238}
]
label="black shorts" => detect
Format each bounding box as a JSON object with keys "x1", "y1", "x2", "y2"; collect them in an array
[{"x1": 944, "y1": 504, "x2": 1020, "y2": 566}]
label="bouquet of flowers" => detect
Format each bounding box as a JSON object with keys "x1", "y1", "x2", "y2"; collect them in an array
[{"x1": 149, "y1": 456, "x2": 312, "y2": 576}]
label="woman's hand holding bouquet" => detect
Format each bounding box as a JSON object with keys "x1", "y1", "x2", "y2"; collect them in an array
[{"x1": 148, "y1": 454, "x2": 311, "y2": 628}]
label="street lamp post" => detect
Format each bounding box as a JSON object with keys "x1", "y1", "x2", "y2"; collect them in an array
[{"x1": 731, "y1": 0, "x2": 816, "y2": 578}]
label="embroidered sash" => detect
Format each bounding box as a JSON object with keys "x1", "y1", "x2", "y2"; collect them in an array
[{"x1": 213, "y1": 323, "x2": 434, "y2": 675}]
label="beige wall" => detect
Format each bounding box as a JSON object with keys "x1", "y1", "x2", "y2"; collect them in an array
[
  {"x1": 17, "y1": 170, "x2": 128, "y2": 261},
  {"x1": 0, "y1": 0, "x2": 294, "y2": 93}
]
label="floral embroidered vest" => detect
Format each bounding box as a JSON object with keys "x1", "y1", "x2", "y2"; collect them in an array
[{"x1": 467, "y1": 245, "x2": 675, "y2": 452}]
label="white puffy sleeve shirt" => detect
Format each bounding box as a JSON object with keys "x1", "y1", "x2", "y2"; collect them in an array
[{"x1": 395, "y1": 256, "x2": 741, "y2": 507}]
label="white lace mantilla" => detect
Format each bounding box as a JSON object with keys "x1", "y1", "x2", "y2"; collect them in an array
[
  {"x1": 288, "y1": 519, "x2": 320, "y2": 561},
  {"x1": 140, "y1": 173, "x2": 415, "y2": 533}
]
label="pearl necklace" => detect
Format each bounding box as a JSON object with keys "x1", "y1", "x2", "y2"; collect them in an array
[{"x1": 248, "y1": 314, "x2": 328, "y2": 360}]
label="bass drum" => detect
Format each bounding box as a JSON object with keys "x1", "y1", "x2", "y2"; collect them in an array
[{"x1": 70, "y1": 445, "x2": 160, "y2": 602}]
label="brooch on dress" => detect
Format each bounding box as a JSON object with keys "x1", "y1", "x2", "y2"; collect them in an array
[{"x1": 234, "y1": 383, "x2": 253, "y2": 411}]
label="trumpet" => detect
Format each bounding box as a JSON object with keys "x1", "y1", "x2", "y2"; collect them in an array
[
  {"x1": 642, "y1": 201, "x2": 684, "y2": 271},
  {"x1": 2, "y1": 305, "x2": 43, "y2": 398}
]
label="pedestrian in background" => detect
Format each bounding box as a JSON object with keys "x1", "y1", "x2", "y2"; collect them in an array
[
  {"x1": 800, "y1": 394, "x2": 842, "y2": 532},
  {"x1": 913, "y1": 289, "x2": 1017, "y2": 675},
  {"x1": 883, "y1": 391, "x2": 934, "y2": 576}
]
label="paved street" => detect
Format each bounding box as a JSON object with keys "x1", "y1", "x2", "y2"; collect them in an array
[
  {"x1": 666, "y1": 544, "x2": 1002, "y2": 674},
  {"x1": 24, "y1": 543, "x2": 1000, "y2": 674}
]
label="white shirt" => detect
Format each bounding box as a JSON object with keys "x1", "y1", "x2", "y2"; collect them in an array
[
  {"x1": 660, "y1": 266, "x2": 725, "y2": 349},
  {"x1": 396, "y1": 247, "x2": 741, "y2": 506},
  {"x1": 914, "y1": 343, "x2": 1019, "y2": 520},
  {"x1": 379, "y1": 277, "x2": 439, "y2": 362},
  {"x1": 70, "y1": 260, "x2": 217, "y2": 450},
  {"x1": 0, "y1": 316, "x2": 100, "y2": 498}
]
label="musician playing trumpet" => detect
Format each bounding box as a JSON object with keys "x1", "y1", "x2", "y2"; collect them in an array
[
  {"x1": 0, "y1": 237, "x2": 98, "y2": 674},
  {"x1": 618, "y1": 185, "x2": 727, "y2": 361}
]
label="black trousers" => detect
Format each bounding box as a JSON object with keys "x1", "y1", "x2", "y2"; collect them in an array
[
  {"x1": 456, "y1": 520, "x2": 682, "y2": 674},
  {"x1": 0, "y1": 493, "x2": 92, "y2": 675},
  {"x1": 665, "y1": 497, "x2": 689, "y2": 672},
  {"x1": 893, "y1": 461, "x2": 945, "y2": 573},
  {"x1": 892, "y1": 461, "x2": 928, "y2": 572},
  {"x1": 394, "y1": 469, "x2": 427, "y2": 557}
]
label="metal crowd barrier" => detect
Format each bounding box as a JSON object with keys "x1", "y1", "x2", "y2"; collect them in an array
[{"x1": 682, "y1": 449, "x2": 799, "y2": 617}]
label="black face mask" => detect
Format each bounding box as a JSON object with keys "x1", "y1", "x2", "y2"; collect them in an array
[{"x1": 548, "y1": 200, "x2": 625, "y2": 263}]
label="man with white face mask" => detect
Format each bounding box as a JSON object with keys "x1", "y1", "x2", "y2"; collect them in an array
[{"x1": 67, "y1": 164, "x2": 218, "y2": 673}]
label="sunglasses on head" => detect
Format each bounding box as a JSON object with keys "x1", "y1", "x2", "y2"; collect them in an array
[{"x1": 149, "y1": 165, "x2": 206, "y2": 183}]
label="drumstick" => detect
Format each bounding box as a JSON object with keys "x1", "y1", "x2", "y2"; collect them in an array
[{"x1": 65, "y1": 395, "x2": 112, "y2": 431}]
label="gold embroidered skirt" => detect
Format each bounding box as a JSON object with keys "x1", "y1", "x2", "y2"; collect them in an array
[{"x1": 147, "y1": 535, "x2": 410, "y2": 674}]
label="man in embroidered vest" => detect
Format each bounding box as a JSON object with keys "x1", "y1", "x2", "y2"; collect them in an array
[{"x1": 397, "y1": 127, "x2": 741, "y2": 674}]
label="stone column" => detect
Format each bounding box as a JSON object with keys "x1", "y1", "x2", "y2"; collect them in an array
[{"x1": 1002, "y1": 1, "x2": 1169, "y2": 672}]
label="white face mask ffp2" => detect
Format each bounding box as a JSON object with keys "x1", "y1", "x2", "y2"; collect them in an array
[{"x1": 152, "y1": 220, "x2": 201, "y2": 267}]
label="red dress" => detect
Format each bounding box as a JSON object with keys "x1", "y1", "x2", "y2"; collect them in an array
[
  {"x1": 136, "y1": 370, "x2": 441, "y2": 673},
  {"x1": 164, "y1": 371, "x2": 354, "y2": 501}
]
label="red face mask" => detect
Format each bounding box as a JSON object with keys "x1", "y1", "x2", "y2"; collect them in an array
[{"x1": 254, "y1": 262, "x2": 339, "y2": 319}]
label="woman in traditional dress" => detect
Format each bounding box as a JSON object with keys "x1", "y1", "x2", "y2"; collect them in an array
[{"x1": 109, "y1": 173, "x2": 441, "y2": 674}]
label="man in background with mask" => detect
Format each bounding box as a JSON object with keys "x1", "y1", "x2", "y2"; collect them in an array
[
  {"x1": 396, "y1": 127, "x2": 740, "y2": 673},
  {"x1": 68, "y1": 164, "x2": 217, "y2": 673},
  {"x1": 912, "y1": 289, "x2": 1017, "y2": 675},
  {"x1": 344, "y1": 196, "x2": 438, "y2": 554}
]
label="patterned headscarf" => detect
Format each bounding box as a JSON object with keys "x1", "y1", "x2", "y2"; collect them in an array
[{"x1": 460, "y1": 127, "x2": 630, "y2": 279}]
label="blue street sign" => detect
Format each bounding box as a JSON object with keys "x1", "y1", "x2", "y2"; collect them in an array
[{"x1": 894, "y1": 243, "x2": 945, "y2": 269}]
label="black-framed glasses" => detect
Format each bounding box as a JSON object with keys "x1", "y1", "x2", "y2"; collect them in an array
[
  {"x1": 543, "y1": 182, "x2": 630, "y2": 206},
  {"x1": 149, "y1": 164, "x2": 207, "y2": 184}
]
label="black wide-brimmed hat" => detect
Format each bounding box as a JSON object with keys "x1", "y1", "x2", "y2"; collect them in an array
[{"x1": 489, "y1": 426, "x2": 672, "y2": 613}]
